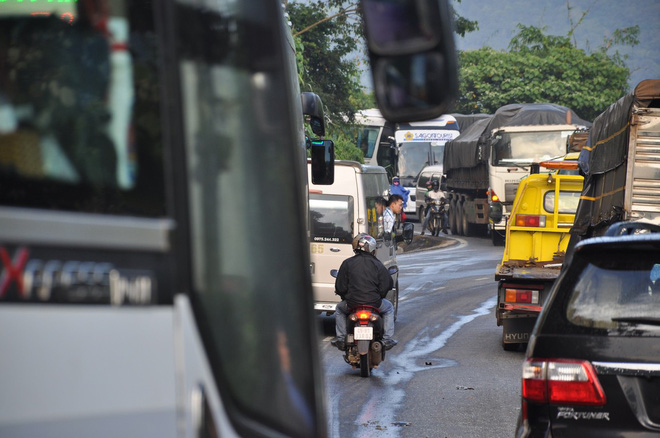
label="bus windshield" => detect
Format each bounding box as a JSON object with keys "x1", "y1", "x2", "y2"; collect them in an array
[
  {"x1": 491, "y1": 130, "x2": 573, "y2": 167},
  {"x1": 397, "y1": 142, "x2": 432, "y2": 184}
]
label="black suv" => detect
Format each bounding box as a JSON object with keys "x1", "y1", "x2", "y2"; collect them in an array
[{"x1": 516, "y1": 223, "x2": 660, "y2": 437}]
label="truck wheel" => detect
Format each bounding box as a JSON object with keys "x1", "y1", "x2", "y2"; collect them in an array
[
  {"x1": 461, "y1": 203, "x2": 470, "y2": 236},
  {"x1": 450, "y1": 200, "x2": 458, "y2": 235},
  {"x1": 492, "y1": 229, "x2": 505, "y2": 246},
  {"x1": 455, "y1": 202, "x2": 463, "y2": 235}
]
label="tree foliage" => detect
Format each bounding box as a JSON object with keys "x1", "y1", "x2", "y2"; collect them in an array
[
  {"x1": 454, "y1": 24, "x2": 633, "y2": 121},
  {"x1": 288, "y1": 1, "x2": 363, "y2": 126},
  {"x1": 289, "y1": 1, "x2": 477, "y2": 161}
]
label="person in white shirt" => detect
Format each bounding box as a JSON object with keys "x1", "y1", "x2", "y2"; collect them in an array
[{"x1": 384, "y1": 194, "x2": 403, "y2": 234}]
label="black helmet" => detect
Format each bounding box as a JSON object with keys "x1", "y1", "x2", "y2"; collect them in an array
[
  {"x1": 352, "y1": 233, "x2": 377, "y2": 254},
  {"x1": 432, "y1": 180, "x2": 439, "y2": 189}
]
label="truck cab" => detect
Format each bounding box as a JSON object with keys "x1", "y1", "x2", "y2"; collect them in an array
[
  {"x1": 495, "y1": 154, "x2": 583, "y2": 349},
  {"x1": 308, "y1": 161, "x2": 404, "y2": 318}
]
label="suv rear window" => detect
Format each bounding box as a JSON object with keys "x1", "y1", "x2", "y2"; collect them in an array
[
  {"x1": 566, "y1": 249, "x2": 660, "y2": 330},
  {"x1": 309, "y1": 194, "x2": 354, "y2": 244}
]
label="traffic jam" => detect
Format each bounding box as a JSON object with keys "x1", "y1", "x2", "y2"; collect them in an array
[
  {"x1": 314, "y1": 80, "x2": 660, "y2": 437},
  {"x1": 0, "y1": 0, "x2": 658, "y2": 437}
]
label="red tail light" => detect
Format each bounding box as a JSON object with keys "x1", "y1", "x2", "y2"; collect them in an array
[
  {"x1": 357, "y1": 310, "x2": 371, "y2": 320},
  {"x1": 522, "y1": 359, "x2": 606, "y2": 406},
  {"x1": 505, "y1": 288, "x2": 539, "y2": 304},
  {"x1": 515, "y1": 214, "x2": 546, "y2": 227}
]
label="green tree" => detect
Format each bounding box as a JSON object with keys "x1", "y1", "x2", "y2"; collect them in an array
[
  {"x1": 288, "y1": 1, "x2": 363, "y2": 126},
  {"x1": 454, "y1": 24, "x2": 634, "y2": 121},
  {"x1": 289, "y1": 1, "x2": 477, "y2": 161}
]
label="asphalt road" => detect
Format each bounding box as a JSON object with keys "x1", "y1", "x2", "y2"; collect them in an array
[{"x1": 318, "y1": 235, "x2": 525, "y2": 438}]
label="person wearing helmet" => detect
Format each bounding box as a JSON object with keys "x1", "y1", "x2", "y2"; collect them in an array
[
  {"x1": 389, "y1": 176, "x2": 410, "y2": 226},
  {"x1": 331, "y1": 233, "x2": 397, "y2": 351},
  {"x1": 421, "y1": 179, "x2": 448, "y2": 235}
]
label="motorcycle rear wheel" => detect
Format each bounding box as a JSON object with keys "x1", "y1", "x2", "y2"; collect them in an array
[{"x1": 360, "y1": 353, "x2": 370, "y2": 377}]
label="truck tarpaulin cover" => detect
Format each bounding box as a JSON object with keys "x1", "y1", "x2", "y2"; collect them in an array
[
  {"x1": 573, "y1": 79, "x2": 660, "y2": 235},
  {"x1": 444, "y1": 103, "x2": 590, "y2": 171},
  {"x1": 450, "y1": 113, "x2": 491, "y2": 133}
]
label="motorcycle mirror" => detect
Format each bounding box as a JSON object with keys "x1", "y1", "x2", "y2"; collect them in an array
[
  {"x1": 330, "y1": 269, "x2": 338, "y2": 278},
  {"x1": 388, "y1": 266, "x2": 399, "y2": 275},
  {"x1": 402, "y1": 222, "x2": 414, "y2": 244}
]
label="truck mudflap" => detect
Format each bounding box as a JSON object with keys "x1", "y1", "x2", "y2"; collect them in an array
[{"x1": 502, "y1": 317, "x2": 536, "y2": 346}]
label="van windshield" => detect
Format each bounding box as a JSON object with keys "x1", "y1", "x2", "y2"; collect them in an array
[{"x1": 309, "y1": 194, "x2": 354, "y2": 243}]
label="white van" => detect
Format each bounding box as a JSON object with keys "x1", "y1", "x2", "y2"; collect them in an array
[{"x1": 308, "y1": 160, "x2": 402, "y2": 318}]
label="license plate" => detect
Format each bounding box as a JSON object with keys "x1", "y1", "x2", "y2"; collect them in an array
[{"x1": 354, "y1": 326, "x2": 373, "y2": 340}]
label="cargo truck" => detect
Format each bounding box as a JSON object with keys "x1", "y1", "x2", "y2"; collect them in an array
[
  {"x1": 569, "y1": 79, "x2": 660, "y2": 250},
  {"x1": 443, "y1": 104, "x2": 590, "y2": 245}
]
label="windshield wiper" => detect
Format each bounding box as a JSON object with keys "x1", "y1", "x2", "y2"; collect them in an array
[{"x1": 611, "y1": 316, "x2": 660, "y2": 326}]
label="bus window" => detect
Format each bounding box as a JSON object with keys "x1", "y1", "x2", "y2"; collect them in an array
[
  {"x1": 180, "y1": 3, "x2": 320, "y2": 436},
  {"x1": 357, "y1": 126, "x2": 380, "y2": 158},
  {"x1": 0, "y1": 5, "x2": 165, "y2": 216}
]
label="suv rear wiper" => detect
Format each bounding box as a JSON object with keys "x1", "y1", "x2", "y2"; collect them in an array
[{"x1": 611, "y1": 316, "x2": 660, "y2": 326}]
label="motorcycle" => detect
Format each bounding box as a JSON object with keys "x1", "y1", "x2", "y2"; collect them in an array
[
  {"x1": 425, "y1": 197, "x2": 448, "y2": 236},
  {"x1": 331, "y1": 266, "x2": 398, "y2": 377}
]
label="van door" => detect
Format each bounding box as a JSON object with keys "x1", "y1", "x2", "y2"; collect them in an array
[{"x1": 309, "y1": 193, "x2": 355, "y2": 308}]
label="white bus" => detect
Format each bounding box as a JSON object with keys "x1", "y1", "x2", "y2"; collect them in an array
[{"x1": 355, "y1": 109, "x2": 460, "y2": 216}]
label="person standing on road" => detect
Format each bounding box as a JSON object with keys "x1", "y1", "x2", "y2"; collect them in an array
[
  {"x1": 331, "y1": 234, "x2": 397, "y2": 351},
  {"x1": 384, "y1": 194, "x2": 404, "y2": 234}
]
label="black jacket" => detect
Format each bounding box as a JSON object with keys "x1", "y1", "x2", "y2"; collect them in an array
[{"x1": 335, "y1": 252, "x2": 393, "y2": 309}]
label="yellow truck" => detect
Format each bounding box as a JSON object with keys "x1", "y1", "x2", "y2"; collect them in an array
[{"x1": 494, "y1": 154, "x2": 584, "y2": 350}]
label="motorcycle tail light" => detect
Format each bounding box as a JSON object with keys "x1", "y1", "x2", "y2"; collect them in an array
[
  {"x1": 522, "y1": 359, "x2": 606, "y2": 406},
  {"x1": 357, "y1": 310, "x2": 371, "y2": 320},
  {"x1": 515, "y1": 214, "x2": 546, "y2": 227},
  {"x1": 505, "y1": 288, "x2": 539, "y2": 304}
]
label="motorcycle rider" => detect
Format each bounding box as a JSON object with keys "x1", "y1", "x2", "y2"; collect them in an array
[
  {"x1": 331, "y1": 234, "x2": 398, "y2": 351},
  {"x1": 420, "y1": 179, "x2": 448, "y2": 235}
]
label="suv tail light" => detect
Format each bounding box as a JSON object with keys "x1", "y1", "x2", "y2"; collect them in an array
[{"x1": 522, "y1": 359, "x2": 606, "y2": 406}]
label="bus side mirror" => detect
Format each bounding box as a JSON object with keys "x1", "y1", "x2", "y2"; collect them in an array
[
  {"x1": 301, "y1": 92, "x2": 325, "y2": 137},
  {"x1": 360, "y1": 0, "x2": 458, "y2": 123},
  {"x1": 311, "y1": 140, "x2": 334, "y2": 185}
]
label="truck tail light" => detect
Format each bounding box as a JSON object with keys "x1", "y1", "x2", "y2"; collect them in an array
[
  {"x1": 515, "y1": 214, "x2": 546, "y2": 227},
  {"x1": 522, "y1": 359, "x2": 606, "y2": 406},
  {"x1": 505, "y1": 288, "x2": 539, "y2": 304}
]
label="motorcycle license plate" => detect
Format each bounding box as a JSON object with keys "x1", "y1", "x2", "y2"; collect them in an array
[{"x1": 354, "y1": 326, "x2": 373, "y2": 340}]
